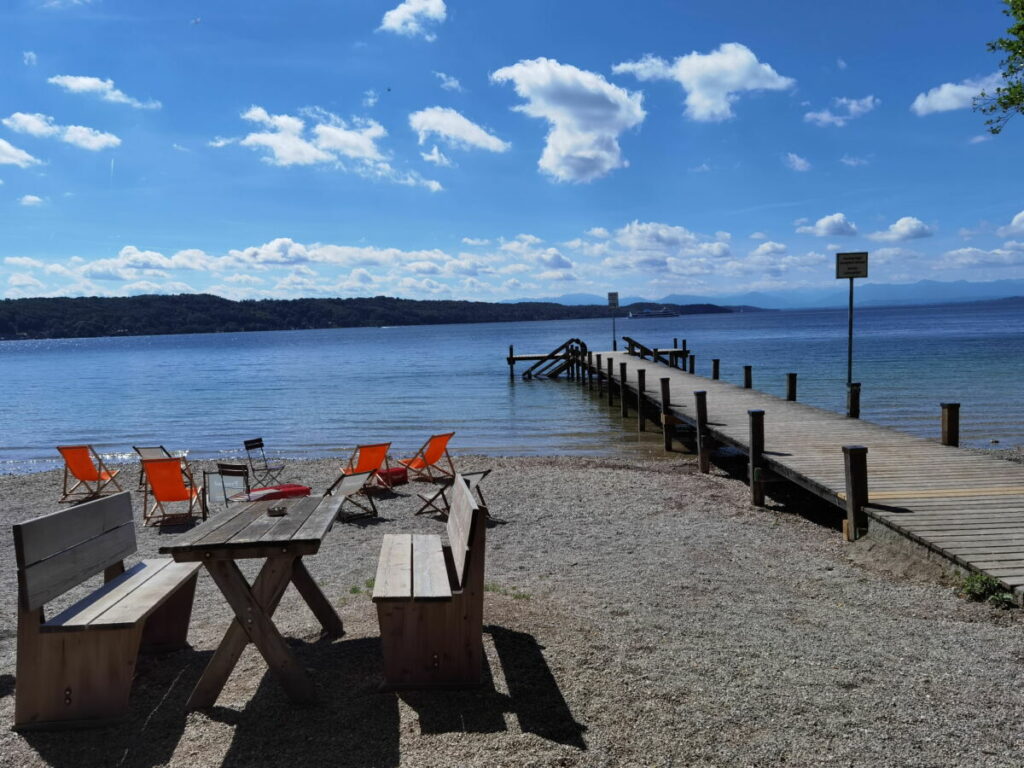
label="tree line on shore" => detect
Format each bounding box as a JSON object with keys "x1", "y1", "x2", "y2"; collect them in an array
[{"x1": 0, "y1": 294, "x2": 737, "y2": 340}]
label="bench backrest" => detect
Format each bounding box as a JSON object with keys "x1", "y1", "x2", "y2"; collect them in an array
[
  {"x1": 13, "y1": 492, "x2": 137, "y2": 611},
  {"x1": 447, "y1": 474, "x2": 486, "y2": 590}
]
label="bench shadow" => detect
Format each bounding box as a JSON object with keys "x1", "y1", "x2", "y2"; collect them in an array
[
  {"x1": 400, "y1": 625, "x2": 586, "y2": 750},
  {"x1": 0, "y1": 673, "x2": 15, "y2": 700}
]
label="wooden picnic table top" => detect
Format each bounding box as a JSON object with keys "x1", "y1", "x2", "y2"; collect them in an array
[{"x1": 159, "y1": 494, "x2": 342, "y2": 562}]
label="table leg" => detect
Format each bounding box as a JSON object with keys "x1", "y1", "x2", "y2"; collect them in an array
[
  {"x1": 290, "y1": 558, "x2": 344, "y2": 638},
  {"x1": 186, "y1": 556, "x2": 312, "y2": 710}
]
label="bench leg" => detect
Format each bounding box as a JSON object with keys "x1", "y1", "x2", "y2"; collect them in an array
[
  {"x1": 290, "y1": 558, "x2": 344, "y2": 638},
  {"x1": 15, "y1": 614, "x2": 143, "y2": 730},
  {"x1": 140, "y1": 572, "x2": 198, "y2": 653}
]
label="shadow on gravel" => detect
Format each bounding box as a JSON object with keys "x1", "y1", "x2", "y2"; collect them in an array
[
  {"x1": 400, "y1": 625, "x2": 586, "y2": 750},
  {"x1": 0, "y1": 673, "x2": 14, "y2": 699}
]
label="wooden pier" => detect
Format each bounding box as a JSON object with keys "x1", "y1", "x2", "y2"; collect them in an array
[{"x1": 511, "y1": 338, "x2": 1024, "y2": 600}]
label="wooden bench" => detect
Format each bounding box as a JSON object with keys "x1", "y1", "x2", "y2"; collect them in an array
[
  {"x1": 13, "y1": 491, "x2": 201, "y2": 730},
  {"x1": 372, "y1": 474, "x2": 487, "y2": 688}
]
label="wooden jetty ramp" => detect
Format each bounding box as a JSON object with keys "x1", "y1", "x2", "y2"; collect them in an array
[{"x1": 510, "y1": 337, "x2": 1024, "y2": 600}]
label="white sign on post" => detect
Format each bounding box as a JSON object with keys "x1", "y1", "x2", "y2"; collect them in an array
[
  {"x1": 607, "y1": 291, "x2": 619, "y2": 308},
  {"x1": 836, "y1": 252, "x2": 868, "y2": 279}
]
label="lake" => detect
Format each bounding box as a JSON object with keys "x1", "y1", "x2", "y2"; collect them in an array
[{"x1": 2, "y1": 300, "x2": 1021, "y2": 474}]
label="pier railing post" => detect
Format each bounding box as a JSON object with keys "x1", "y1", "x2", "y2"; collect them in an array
[
  {"x1": 607, "y1": 358, "x2": 615, "y2": 407},
  {"x1": 941, "y1": 402, "x2": 960, "y2": 447},
  {"x1": 637, "y1": 369, "x2": 646, "y2": 432},
  {"x1": 660, "y1": 378, "x2": 672, "y2": 452},
  {"x1": 620, "y1": 362, "x2": 629, "y2": 418},
  {"x1": 595, "y1": 354, "x2": 603, "y2": 394},
  {"x1": 695, "y1": 391, "x2": 710, "y2": 474},
  {"x1": 847, "y1": 382, "x2": 861, "y2": 419},
  {"x1": 786, "y1": 373, "x2": 797, "y2": 402},
  {"x1": 587, "y1": 351, "x2": 594, "y2": 390},
  {"x1": 842, "y1": 445, "x2": 869, "y2": 540},
  {"x1": 743, "y1": 365, "x2": 753, "y2": 389},
  {"x1": 508, "y1": 344, "x2": 515, "y2": 381},
  {"x1": 712, "y1": 359, "x2": 720, "y2": 380},
  {"x1": 748, "y1": 410, "x2": 765, "y2": 506},
  {"x1": 673, "y1": 338, "x2": 678, "y2": 349},
  {"x1": 688, "y1": 354, "x2": 695, "y2": 374}
]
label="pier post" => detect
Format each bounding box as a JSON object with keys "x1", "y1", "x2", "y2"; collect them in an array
[
  {"x1": 660, "y1": 378, "x2": 672, "y2": 452},
  {"x1": 941, "y1": 402, "x2": 960, "y2": 447},
  {"x1": 607, "y1": 358, "x2": 615, "y2": 407},
  {"x1": 847, "y1": 382, "x2": 861, "y2": 419},
  {"x1": 587, "y1": 352, "x2": 594, "y2": 390},
  {"x1": 508, "y1": 345, "x2": 515, "y2": 381},
  {"x1": 712, "y1": 359, "x2": 720, "y2": 380},
  {"x1": 842, "y1": 445, "x2": 869, "y2": 541},
  {"x1": 673, "y1": 338, "x2": 678, "y2": 349},
  {"x1": 688, "y1": 354, "x2": 695, "y2": 374},
  {"x1": 748, "y1": 410, "x2": 765, "y2": 506},
  {"x1": 620, "y1": 362, "x2": 629, "y2": 418},
  {"x1": 695, "y1": 391, "x2": 710, "y2": 474},
  {"x1": 743, "y1": 365, "x2": 753, "y2": 389},
  {"x1": 637, "y1": 369, "x2": 646, "y2": 432},
  {"x1": 595, "y1": 354, "x2": 603, "y2": 394},
  {"x1": 786, "y1": 373, "x2": 797, "y2": 402}
]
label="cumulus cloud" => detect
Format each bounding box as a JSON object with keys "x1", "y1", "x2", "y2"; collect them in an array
[
  {"x1": 612, "y1": 43, "x2": 794, "y2": 122},
  {"x1": 3, "y1": 112, "x2": 121, "y2": 151},
  {"x1": 8, "y1": 273, "x2": 44, "y2": 289},
  {"x1": 409, "y1": 107, "x2": 510, "y2": 152},
  {"x1": 784, "y1": 152, "x2": 810, "y2": 171},
  {"x1": 587, "y1": 227, "x2": 610, "y2": 239},
  {"x1": 434, "y1": 71, "x2": 462, "y2": 91},
  {"x1": 596, "y1": 220, "x2": 731, "y2": 276},
  {"x1": 461, "y1": 237, "x2": 490, "y2": 246},
  {"x1": 936, "y1": 246, "x2": 1024, "y2": 269},
  {"x1": 421, "y1": 145, "x2": 452, "y2": 166},
  {"x1": 491, "y1": 57, "x2": 645, "y2": 183},
  {"x1": 47, "y1": 75, "x2": 160, "y2": 109},
  {"x1": 379, "y1": 0, "x2": 446, "y2": 41},
  {"x1": 911, "y1": 72, "x2": 1001, "y2": 116},
  {"x1": 796, "y1": 212, "x2": 857, "y2": 236},
  {"x1": 868, "y1": 216, "x2": 934, "y2": 242},
  {"x1": 996, "y1": 210, "x2": 1024, "y2": 237},
  {"x1": 749, "y1": 241, "x2": 786, "y2": 257},
  {"x1": 19, "y1": 194, "x2": 44, "y2": 206},
  {"x1": 363, "y1": 90, "x2": 379, "y2": 108},
  {"x1": 840, "y1": 154, "x2": 868, "y2": 167},
  {"x1": 23, "y1": 51, "x2": 37, "y2": 66},
  {"x1": 0, "y1": 138, "x2": 41, "y2": 167},
  {"x1": 804, "y1": 95, "x2": 879, "y2": 127}
]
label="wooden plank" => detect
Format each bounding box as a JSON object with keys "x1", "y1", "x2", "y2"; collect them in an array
[
  {"x1": 412, "y1": 534, "x2": 451, "y2": 600},
  {"x1": 13, "y1": 492, "x2": 134, "y2": 569},
  {"x1": 42, "y1": 559, "x2": 172, "y2": 630},
  {"x1": 85, "y1": 561, "x2": 200, "y2": 629},
  {"x1": 446, "y1": 476, "x2": 477, "y2": 586},
  {"x1": 372, "y1": 534, "x2": 412, "y2": 601},
  {"x1": 163, "y1": 502, "x2": 255, "y2": 550},
  {"x1": 291, "y1": 495, "x2": 342, "y2": 544}
]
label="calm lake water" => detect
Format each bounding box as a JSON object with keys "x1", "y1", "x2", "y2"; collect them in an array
[{"x1": 2, "y1": 300, "x2": 1022, "y2": 474}]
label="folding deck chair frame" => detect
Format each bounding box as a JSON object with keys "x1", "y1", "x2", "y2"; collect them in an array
[
  {"x1": 416, "y1": 469, "x2": 490, "y2": 517},
  {"x1": 57, "y1": 444, "x2": 124, "y2": 503}
]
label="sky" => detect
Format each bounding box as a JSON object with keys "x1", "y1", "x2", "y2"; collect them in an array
[{"x1": 1, "y1": 0, "x2": 1023, "y2": 302}]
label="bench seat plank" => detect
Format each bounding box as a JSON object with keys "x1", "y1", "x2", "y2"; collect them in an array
[
  {"x1": 373, "y1": 534, "x2": 412, "y2": 601},
  {"x1": 43, "y1": 559, "x2": 200, "y2": 632},
  {"x1": 412, "y1": 534, "x2": 451, "y2": 600}
]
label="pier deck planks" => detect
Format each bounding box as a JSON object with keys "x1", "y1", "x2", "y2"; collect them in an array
[{"x1": 592, "y1": 349, "x2": 1024, "y2": 596}]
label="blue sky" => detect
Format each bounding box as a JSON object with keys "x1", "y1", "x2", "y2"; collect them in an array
[{"x1": 1, "y1": 0, "x2": 1022, "y2": 302}]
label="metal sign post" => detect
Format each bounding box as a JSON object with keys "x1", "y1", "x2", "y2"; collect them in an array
[
  {"x1": 608, "y1": 291, "x2": 619, "y2": 351},
  {"x1": 836, "y1": 252, "x2": 868, "y2": 416}
]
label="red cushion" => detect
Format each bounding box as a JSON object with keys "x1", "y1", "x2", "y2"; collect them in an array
[
  {"x1": 377, "y1": 467, "x2": 409, "y2": 487},
  {"x1": 247, "y1": 484, "x2": 311, "y2": 501}
]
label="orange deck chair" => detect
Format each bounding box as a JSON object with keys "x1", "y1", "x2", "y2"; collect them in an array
[
  {"x1": 57, "y1": 445, "x2": 123, "y2": 503},
  {"x1": 141, "y1": 457, "x2": 205, "y2": 526},
  {"x1": 327, "y1": 442, "x2": 391, "y2": 496},
  {"x1": 396, "y1": 432, "x2": 456, "y2": 482}
]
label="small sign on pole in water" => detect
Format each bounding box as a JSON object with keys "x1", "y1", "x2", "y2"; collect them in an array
[
  {"x1": 835, "y1": 252, "x2": 868, "y2": 279},
  {"x1": 607, "y1": 292, "x2": 619, "y2": 308}
]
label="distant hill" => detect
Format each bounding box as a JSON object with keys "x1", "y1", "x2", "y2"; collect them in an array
[{"x1": 0, "y1": 294, "x2": 740, "y2": 341}]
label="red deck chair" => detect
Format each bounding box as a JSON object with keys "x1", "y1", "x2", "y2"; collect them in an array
[
  {"x1": 141, "y1": 457, "x2": 205, "y2": 526},
  {"x1": 325, "y1": 442, "x2": 392, "y2": 498},
  {"x1": 57, "y1": 445, "x2": 123, "y2": 503},
  {"x1": 396, "y1": 432, "x2": 456, "y2": 482}
]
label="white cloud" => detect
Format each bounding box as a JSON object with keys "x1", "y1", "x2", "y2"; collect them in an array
[
  {"x1": 749, "y1": 241, "x2": 786, "y2": 257},
  {"x1": 19, "y1": 195, "x2": 44, "y2": 206},
  {"x1": 409, "y1": 107, "x2": 510, "y2": 152},
  {"x1": 240, "y1": 106, "x2": 334, "y2": 166},
  {"x1": 434, "y1": 71, "x2": 462, "y2": 91},
  {"x1": 868, "y1": 216, "x2": 934, "y2": 242},
  {"x1": 208, "y1": 136, "x2": 237, "y2": 148},
  {"x1": 461, "y1": 237, "x2": 490, "y2": 246},
  {"x1": 4, "y1": 111, "x2": 121, "y2": 151},
  {"x1": 5, "y1": 256, "x2": 45, "y2": 268},
  {"x1": 911, "y1": 73, "x2": 1001, "y2": 116},
  {"x1": 996, "y1": 210, "x2": 1024, "y2": 237},
  {"x1": 0, "y1": 138, "x2": 41, "y2": 168},
  {"x1": 968, "y1": 134, "x2": 992, "y2": 144},
  {"x1": 749, "y1": 232, "x2": 767, "y2": 240},
  {"x1": 613, "y1": 43, "x2": 794, "y2": 122},
  {"x1": 47, "y1": 75, "x2": 160, "y2": 109},
  {"x1": 363, "y1": 90, "x2": 379, "y2": 108},
  {"x1": 936, "y1": 246, "x2": 1024, "y2": 269},
  {"x1": 837, "y1": 58, "x2": 848, "y2": 71},
  {"x1": 587, "y1": 227, "x2": 610, "y2": 239},
  {"x1": 421, "y1": 145, "x2": 452, "y2": 166},
  {"x1": 379, "y1": 0, "x2": 446, "y2": 41},
  {"x1": 796, "y1": 212, "x2": 857, "y2": 236},
  {"x1": 804, "y1": 95, "x2": 879, "y2": 127},
  {"x1": 689, "y1": 162, "x2": 711, "y2": 173},
  {"x1": 840, "y1": 154, "x2": 868, "y2": 167},
  {"x1": 23, "y1": 51, "x2": 37, "y2": 67},
  {"x1": 784, "y1": 152, "x2": 811, "y2": 171},
  {"x1": 491, "y1": 57, "x2": 645, "y2": 183},
  {"x1": 597, "y1": 220, "x2": 731, "y2": 276},
  {"x1": 873, "y1": 247, "x2": 923, "y2": 265},
  {"x1": 8, "y1": 273, "x2": 44, "y2": 288}
]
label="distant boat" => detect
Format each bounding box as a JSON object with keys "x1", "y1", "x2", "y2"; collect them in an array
[{"x1": 627, "y1": 307, "x2": 680, "y2": 318}]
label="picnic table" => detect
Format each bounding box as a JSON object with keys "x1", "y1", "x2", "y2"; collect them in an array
[{"x1": 159, "y1": 494, "x2": 345, "y2": 710}]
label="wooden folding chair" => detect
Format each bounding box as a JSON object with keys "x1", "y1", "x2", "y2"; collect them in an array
[
  {"x1": 324, "y1": 470, "x2": 377, "y2": 518},
  {"x1": 396, "y1": 432, "x2": 456, "y2": 482},
  {"x1": 416, "y1": 469, "x2": 490, "y2": 516},
  {"x1": 133, "y1": 445, "x2": 175, "y2": 490},
  {"x1": 244, "y1": 437, "x2": 285, "y2": 486},
  {"x1": 141, "y1": 457, "x2": 205, "y2": 526},
  {"x1": 57, "y1": 445, "x2": 123, "y2": 503}
]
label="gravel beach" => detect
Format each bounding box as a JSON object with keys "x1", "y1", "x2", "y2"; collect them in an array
[{"x1": 1, "y1": 453, "x2": 1022, "y2": 767}]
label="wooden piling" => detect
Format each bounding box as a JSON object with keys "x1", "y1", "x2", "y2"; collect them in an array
[
  {"x1": 695, "y1": 391, "x2": 710, "y2": 474},
  {"x1": 595, "y1": 354, "x2": 603, "y2": 394},
  {"x1": 786, "y1": 373, "x2": 797, "y2": 402},
  {"x1": 842, "y1": 445, "x2": 869, "y2": 540},
  {"x1": 607, "y1": 358, "x2": 615, "y2": 406},
  {"x1": 620, "y1": 362, "x2": 629, "y2": 418},
  {"x1": 712, "y1": 359, "x2": 720, "y2": 380},
  {"x1": 660, "y1": 378, "x2": 672, "y2": 452},
  {"x1": 743, "y1": 365, "x2": 752, "y2": 389},
  {"x1": 673, "y1": 338, "x2": 678, "y2": 349},
  {"x1": 508, "y1": 344, "x2": 515, "y2": 381},
  {"x1": 748, "y1": 410, "x2": 765, "y2": 506},
  {"x1": 941, "y1": 402, "x2": 960, "y2": 447},
  {"x1": 688, "y1": 354, "x2": 695, "y2": 374},
  {"x1": 637, "y1": 369, "x2": 646, "y2": 432},
  {"x1": 847, "y1": 382, "x2": 861, "y2": 419},
  {"x1": 587, "y1": 352, "x2": 594, "y2": 390}
]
